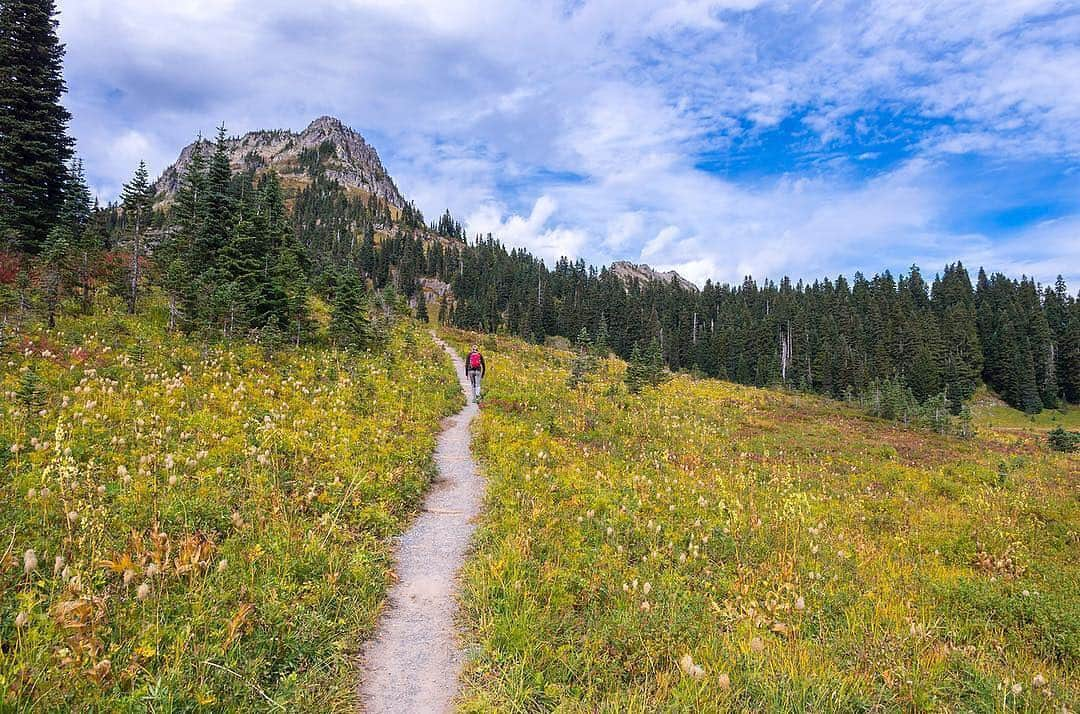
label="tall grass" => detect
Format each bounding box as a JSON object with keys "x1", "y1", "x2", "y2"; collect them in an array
[
  {"x1": 448, "y1": 329, "x2": 1078, "y2": 712},
  {"x1": 0, "y1": 296, "x2": 461, "y2": 709}
]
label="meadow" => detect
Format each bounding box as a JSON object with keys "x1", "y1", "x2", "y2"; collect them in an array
[
  {"x1": 448, "y1": 330, "x2": 1078, "y2": 713},
  {"x1": 0, "y1": 296, "x2": 461, "y2": 710}
]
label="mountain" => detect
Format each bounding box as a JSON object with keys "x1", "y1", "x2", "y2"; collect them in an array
[
  {"x1": 610, "y1": 260, "x2": 697, "y2": 291},
  {"x1": 153, "y1": 116, "x2": 405, "y2": 210}
]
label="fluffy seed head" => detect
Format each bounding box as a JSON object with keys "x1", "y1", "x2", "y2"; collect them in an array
[{"x1": 23, "y1": 549, "x2": 37, "y2": 573}]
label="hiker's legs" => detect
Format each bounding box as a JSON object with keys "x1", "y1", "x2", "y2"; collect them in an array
[
  {"x1": 474, "y1": 372, "x2": 482, "y2": 400},
  {"x1": 468, "y1": 370, "x2": 479, "y2": 401}
]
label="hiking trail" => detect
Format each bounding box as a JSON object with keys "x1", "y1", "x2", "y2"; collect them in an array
[{"x1": 358, "y1": 334, "x2": 483, "y2": 713}]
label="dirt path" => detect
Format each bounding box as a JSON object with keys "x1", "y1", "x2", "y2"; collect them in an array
[{"x1": 357, "y1": 335, "x2": 482, "y2": 713}]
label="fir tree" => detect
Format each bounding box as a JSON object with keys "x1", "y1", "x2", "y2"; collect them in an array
[
  {"x1": 120, "y1": 161, "x2": 153, "y2": 314},
  {"x1": 0, "y1": 0, "x2": 73, "y2": 252},
  {"x1": 331, "y1": 270, "x2": 373, "y2": 350}
]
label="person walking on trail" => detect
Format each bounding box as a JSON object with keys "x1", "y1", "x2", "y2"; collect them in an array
[{"x1": 465, "y1": 345, "x2": 485, "y2": 403}]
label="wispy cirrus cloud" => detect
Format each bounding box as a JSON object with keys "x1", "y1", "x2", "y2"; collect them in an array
[{"x1": 58, "y1": 0, "x2": 1080, "y2": 286}]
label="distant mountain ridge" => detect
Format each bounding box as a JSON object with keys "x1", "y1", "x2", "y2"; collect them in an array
[
  {"x1": 610, "y1": 260, "x2": 697, "y2": 291},
  {"x1": 153, "y1": 116, "x2": 405, "y2": 210}
]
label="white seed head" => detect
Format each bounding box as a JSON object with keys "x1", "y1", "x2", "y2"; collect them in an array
[
  {"x1": 136, "y1": 582, "x2": 151, "y2": 600},
  {"x1": 23, "y1": 549, "x2": 38, "y2": 573},
  {"x1": 15, "y1": 612, "x2": 29, "y2": 628}
]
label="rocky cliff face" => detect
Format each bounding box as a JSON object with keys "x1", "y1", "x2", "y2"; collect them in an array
[
  {"x1": 154, "y1": 116, "x2": 405, "y2": 209},
  {"x1": 610, "y1": 260, "x2": 697, "y2": 291}
]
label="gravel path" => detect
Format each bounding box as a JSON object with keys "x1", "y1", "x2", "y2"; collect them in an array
[{"x1": 358, "y1": 335, "x2": 482, "y2": 713}]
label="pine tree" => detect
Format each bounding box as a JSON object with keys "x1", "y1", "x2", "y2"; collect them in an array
[
  {"x1": 0, "y1": 0, "x2": 73, "y2": 252},
  {"x1": 120, "y1": 161, "x2": 153, "y2": 314},
  {"x1": 568, "y1": 327, "x2": 597, "y2": 388},
  {"x1": 39, "y1": 157, "x2": 93, "y2": 326},
  {"x1": 625, "y1": 342, "x2": 649, "y2": 394},
  {"x1": 64, "y1": 160, "x2": 97, "y2": 314},
  {"x1": 331, "y1": 270, "x2": 373, "y2": 350},
  {"x1": 160, "y1": 141, "x2": 207, "y2": 329}
]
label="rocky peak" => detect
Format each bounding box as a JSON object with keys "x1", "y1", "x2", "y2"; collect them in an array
[
  {"x1": 154, "y1": 117, "x2": 405, "y2": 210},
  {"x1": 610, "y1": 260, "x2": 698, "y2": 292}
]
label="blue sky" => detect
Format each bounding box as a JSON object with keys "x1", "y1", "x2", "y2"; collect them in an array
[{"x1": 58, "y1": 0, "x2": 1080, "y2": 287}]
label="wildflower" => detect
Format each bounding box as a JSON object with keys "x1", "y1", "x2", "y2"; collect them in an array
[
  {"x1": 217, "y1": 559, "x2": 228, "y2": 573},
  {"x1": 23, "y1": 549, "x2": 38, "y2": 574},
  {"x1": 15, "y1": 612, "x2": 29, "y2": 628},
  {"x1": 1011, "y1": 683, "x2": 1023, "y2": 695},
  {"x1": 642, "y1": 581, "x2": 652, "y2": 596},
  {"x1": 54, "y1": 555, "x2": 65, "y2": 574},
  {"x1": 1033, "y1": 673, "x2": 1046, "y2": 688},
  {"x1": 26, "y1": 488, "x2": 36, "y2": 499},
  {"x1": 168, "y1": 474, "x2": 178, "y2": 487},
  {"x1": 123, "y1": 568, "x2": 136, "y2": 584},
  {"x1": 749, "y1": 636, "x2": 765, "y2": 654},
  {"x1": 136, "y1": 582, "x2": 151, "y2": 600},
  {"x1": 146, "y1": 562, "x2": 159, "y2": 577},
  {"x1": 97, "y1": 485, "x2": 106, "y2": 495},
  {"x1": 61, "y1": 566, "x2": 71, "y2": 581},
  {"x1": 794, "y1": 596, "x2": 806, "y2": 610},
  {"x1": 117, "y1": 465, "x2": 128, "y2": 478},
  {"x1": 717, "y1": 672, "x2": 731, "y2": 690},
  {"x1": 678, "y1": 653, "x2": 705, "y2": 679},
  {"x1": 67, "y1": 510, "x2": 79, "y2": 524}
]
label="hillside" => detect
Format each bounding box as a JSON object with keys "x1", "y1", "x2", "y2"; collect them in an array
[
  {"x1": 153, "y1": 116, "x2": 405, "y2": 211},
  {"x1": 446, "y1": 329, "x2": 1078, "y2": 712},
  {"x1": 0, "y1": 297, "x2": 461, "y2": 709}
]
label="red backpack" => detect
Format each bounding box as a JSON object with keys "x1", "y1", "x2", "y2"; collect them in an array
[{"x1": 468, "y1": 352, "x2": 482, "y2": 370}]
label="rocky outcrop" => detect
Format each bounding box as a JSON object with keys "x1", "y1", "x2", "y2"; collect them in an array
[
  {"x1": 154, "y1": 116, "x2": 405, "y2": 209},
  {"x1": 610, "y1": 260, "x2": 697, "y2": 291}
]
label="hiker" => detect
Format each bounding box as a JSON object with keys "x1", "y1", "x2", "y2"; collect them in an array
[{"x1": 465, "y1": 345, "x2": 485, "y2": 402}]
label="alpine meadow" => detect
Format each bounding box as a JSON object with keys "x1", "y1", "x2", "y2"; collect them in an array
[{"x1": 2, "y1": 0, "x2": 1079, "y2": 712}]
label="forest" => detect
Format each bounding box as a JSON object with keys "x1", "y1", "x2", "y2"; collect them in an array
[{"x1": 2, "y1": 0, "x2": 1078, "y2": 419}]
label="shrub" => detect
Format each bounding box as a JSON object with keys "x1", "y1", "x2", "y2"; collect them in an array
[{"x1": 1047, "y1": 426, "x2": 1079, "y2": 453}]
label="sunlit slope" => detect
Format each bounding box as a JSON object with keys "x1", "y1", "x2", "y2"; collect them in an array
[
  {"x1": 448, "y1": 330, "x2": 1078, "y2": 713},
  {"x1": 0, "y1": 302, "x2": 461, "y2": 710}
]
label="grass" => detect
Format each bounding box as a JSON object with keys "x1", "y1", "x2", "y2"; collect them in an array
[
  {"x1": 0, "y1": 295, "x2": 461, "y2": 710},
  {"x1": 971, "y1": 387, "x2": 1080, "y2": 432},
  {"x1": 447, "y1": 329, "x2": 1079, "y2": 713}
]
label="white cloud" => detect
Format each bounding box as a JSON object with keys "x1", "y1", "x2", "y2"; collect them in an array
[
  {"x1": 466, "y1": 196, "x2": 589, "y2": 266},
  {"x1": 56, "y1": 0, "x2": 1080, "y2": 286}
]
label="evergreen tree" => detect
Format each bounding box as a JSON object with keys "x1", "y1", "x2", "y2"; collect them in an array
[
  {"x1": 331, "y1": 270, "x2": 373, "y2": 349},
  {"x1": 64, "y1": 160, "x2": 98, "y2": 314},
  {"x1": 568, "y1": 327, "x2": 597, "y2": 388},
  {"x1": 120, "y1": 161, "x2": 153, "y2": 314},
  {"x1": 0, "y1": 0, "x2": 73, "y2": 252}
]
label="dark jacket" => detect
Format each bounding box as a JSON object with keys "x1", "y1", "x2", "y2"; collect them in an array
[{"x1": 465, "y1": 351, "x2": 485, "y2": 376}]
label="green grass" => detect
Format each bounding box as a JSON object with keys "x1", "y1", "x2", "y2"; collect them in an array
[
  {"x1": 0, "y1": 296, "x2": 461, "y2": 710},
  {"x1": 971, "y1": 387, "x2": 1080, "y2": 431},
  {"x1": 447, "y1": 329, "x2": 1079, "y2": 713}
]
